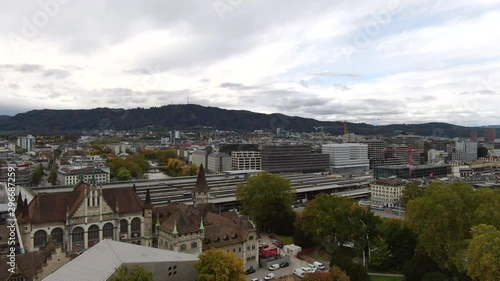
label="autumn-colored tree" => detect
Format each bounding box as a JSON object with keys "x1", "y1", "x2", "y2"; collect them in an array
[
  {"x1": 465, "y1": 224, "x2": 500, "y2": 281},
  {"x1": 303, "y1": 271, "x2": 334, "y2": 281},
  {"x1": 236, "y1": 172, "x2": 295, "y2": 232},
  {"x1": 194, "y1": 248, "x2": 245, "y2": 281},
  {"x1": 330, "y1": 266, "x2": 350, "y2": 281}
]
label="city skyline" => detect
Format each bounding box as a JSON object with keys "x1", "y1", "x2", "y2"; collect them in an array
[{"x1": 1, "y1": 0, "x2": 500, "y2": 126}]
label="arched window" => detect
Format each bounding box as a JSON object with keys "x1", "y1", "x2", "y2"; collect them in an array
[
  {"x1": 131, "y1": 218, "x2": 141, "y2": 238},
  {"x1": 120, "y1": 219, "x2": 128, "y2": 234},
  {"x1": 248, "y1": 235, "x2": 254, "y2": 240},
  {"x1": 191, "y1": 242, "x2": 198, "y2": 249},
  {"x1": 180, "y1": 244, "x2": 187, "y2": 251},
  {"x1": 33, "y1": 230, "x2": 47, "y2": 248},
  {"x1": 103, "y1": 223, "x2": 114, "y2": 239},
  {"x1": 88, "y1": 225, "x2": 99, "y2": 247},
  {"x1": 72, "y1": 227, "x2": 84, "y2": 250},
  {"x1": 50, "y1": 228, "x2": 64, "y2": 245}
]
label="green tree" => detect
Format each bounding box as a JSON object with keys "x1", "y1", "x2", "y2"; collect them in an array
[
  {"x1": 369, "y1": 238, "x2": 390, "y2": 271},
  {"x1": 407, "y1": 182, "x2": 476, "y2": 272},
  {"x1": 48, "y1": 164, "x2": 59, "y2": 185},
  {"x1": 401, "y1": 182, "x2": 424, "y2": 206},
  {"x1": 303, "y1": 272, "x2": 334, "y2": 281},
  {"x1": 330, "y1": 266, "x2": 350, "y2": 281},
  {"x1": 109, "y1": 265, "x2": 153, "y2": 281},
  {"x1": 293, "y1": 214, "x2": 316, "y2": 248},
  {"x1": 194, "y1": 248, "x2": 245, "y2": 281},
  {"x1": 379, "y1": 218, "x2": 417, "y2": 270},
  {"x1": 236, "y1": 172, "x2": 295, "y2": 232},
  {"x1": 401, "y1": 253, "x2": 441, "y2": 281},
  {"x1": 422, "y1": 272, "x2": 449, "y2": 281},
  {"x1": 330, "y1": 255, "x2": 369, "y2": 281},
  {"x1": 31, "y1": 164, "x2": 44, "y2": 185},
  {"x1": 465, "y1": 224, "x2": 500, "y2": 281},
  {"x1": 116, "y1": 167, "x2": 132, "y2": 181},
  {"x1": 300, "y1": 194, "x2": 379, "y2": 255}
]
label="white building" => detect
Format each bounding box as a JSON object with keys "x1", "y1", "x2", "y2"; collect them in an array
[
  {"x1": 207, "y1": 152, "x2": 232, "y2": 173},
  {"x1": 427, "y1": 149, "x2": 449, "y2": 164},
  {"x1": 57, "y1": 167, "x2": 110, "y2": 186},
  {"x1": 452, "y1": 140, "x2": 477, "y2": 162},
  {"x1": 191, "y1": 150, "x2": 207, "y2": 167},
  {"x1": 370, "y1": 178, "x2": 405, "y2": 207},
  {"x1": 322, "y1": 143, "x2": 369, "y2": 172},
  {"x1": 231, "y1": 151, "x2": 262, "y2": 170},
  {"x1": 17, "y1": 135, "x2": 36, "y2": 151}
]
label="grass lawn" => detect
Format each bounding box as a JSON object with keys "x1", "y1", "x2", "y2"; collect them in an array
[
  {"x1": 275, "y1": 235, "x2": 294, "y2": 245},
  {"x1": 369, "y1": 275, "x2": 404, "y2": 281}
]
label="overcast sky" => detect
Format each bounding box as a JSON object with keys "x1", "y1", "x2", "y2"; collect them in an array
[{"x1": 1, "y1": 0, "x2": 499, "y2": 126}]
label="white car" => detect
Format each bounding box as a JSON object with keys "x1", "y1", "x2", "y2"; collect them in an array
[
  {"x1": 307, "y1": 263, "x2": 317, "y2": 271},
  {"x1": 293, "y1": 268, "x2": 305, "y2": 278},
  {"x1": 313, "y1": 261, "x2": 325, "y2": 270},
  {"x1": 251, "y1": 279, "x2": 262, "y2": 281},
  {"x1": 268, "y1": 264, "x2": 280, "y2": 271},
  {"x1": 264, "y1": 273, "x2": 275, "y2": 280},
  {"x1": 301, "y1": 266, "x2": 315, "y2": 273}
]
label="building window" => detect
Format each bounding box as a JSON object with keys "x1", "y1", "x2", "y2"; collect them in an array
[
  {"x1": 246, "y1": 256, "x2": 255, "y2": 261},
  {"x1": 191, "y1": 242, "x2": 198, "y2": 249},
  {"x1": 120, "y1": 219, "x2": 128, "y2": 233},
  {"x1": 33, "y1": 230, "x2": 47, "y2": 248},
  {"x1": 50, "y1": 228, "x2": 64, "y2": 245},
  {"x1": 103, "y1": 223, "x2": 114, "y2": 239},
  {"x1": 88, "y1": 225, "x2": 99, "y2": 247},
  {"x1": 248, "y1": 235, "x2": 254, "y2": 240},
  {"x1": 72, "y1": 226, "x2": 84, "y2": 249},
  {"x1": 180, "y1": 244, "x2": 187, "y2": 251},
  {"x1": 252, "y1": 245, "x2": 255, "y2": 250},
  {"x1": 131, "y1": 218, "x2": 141, "y2": 238}
]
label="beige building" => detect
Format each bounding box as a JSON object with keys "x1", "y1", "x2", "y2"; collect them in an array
[
  {"x1": 207, "y1": 152, "x2": 232, "y2": 173},
  {"x1": 231, "y1": 151, "x2": 262, "y2": 170},
  {"x1": 370, "y1": 178, "x2": 405, "y2": 207}
]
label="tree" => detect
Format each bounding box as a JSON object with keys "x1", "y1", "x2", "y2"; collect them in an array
[
  {"x1": 194, "y1": 248, "x2": 245, "y2": 281},
  {"x1": 109, "y1": 265, "x2": 153, "y2": 281},
  {"x1": 369, "y1": 238, "x2": 390, "y2": 271},
  {"x1": 330, "y1": 266, "x2": 350, "y2": 281},
  {"x1": 48, "y1": 164, "x2": 59, "y2": 185},
  {"x1": 303, "y1": 272, "x2": 334, "y2": 281},
  {"x1": 407, "y1": 182, "x2": 476, "y2": 272},
  {"x1": 401, "y1": 182, "x2": 423, "y2": 206},
  {"x1": 300, "y1": 194, "x2": 379, "y2": 255},
  {"x1": 465, "y1": 224, "x2": 500, "y2": 281},
  {"x1": 330, "y1": 255, "x2": 369, "y2": 281},
  {"x1": 116, "y1": 167, "x2": 132, "y2": 181},
  {"x1": 402, "y1": 253, "x2": 441, "y2": 281},
  {"x1": 293, "y1": 213, "x2": 316, "y2": 248},
  {"x1": 379, "y1": 218, "x2": 417, "y2": 270},
  {"x1": 422, "y1": 272, "x2": 449, "y2": 281},
  {"x1": 236, "y1": 172, "x2": 295, "y2": 232},
  {"x1": 31, "y1": 164, "x2": 44, "y2": 185}
]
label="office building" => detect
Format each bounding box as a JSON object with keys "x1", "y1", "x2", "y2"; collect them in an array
[
  {"x1": 0, "y1": 162, "x2": 33, "y2": 187},
  {"x1": 470, "y1": 131, "x2": 478, "y2": 142},
  {"x1": 427, "y1": 149, "x2": 449, "y2": 164},
  {"x1": 394, "y1": 133, "x2": 421, "y2": 147},
  {"x1": 360, "y1": 139, "x2": 385, "y2": 168},
  {"x1": 57, "y1": 167, "x2": 110, "y2": 186},
  {"x1": 374, "y1": 164, "x2": 450, "y2": 179},
  {"x1": 322, "y1": 143, "x2": 369, "y2": 172},
  {"x1": 207, "y1": 152, "x2": 232, "y2": 173},
  {"x1": 261, "y1": 145, "x2": 329, "y2": 173},
  {"x1": 17, "y1": 135, "x2": 36, "y2": 151},
  {"x1": 232, "y1": 151, "x2": 262, "y2": 170},
  {"x1": 451, "y1": 140, "x2": 478, "y2": 162},
  {"x1": 191, "y1": 150, "x2": 208, "y2": 168},
  {"x1": 484, "y1": 128, "x2": 497, "y2": 143}
]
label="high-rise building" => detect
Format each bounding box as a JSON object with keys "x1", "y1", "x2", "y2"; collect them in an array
[
  {"x1": 17, "y1": 135, "x2": 36, "y2": 151},
  {"x1": 231, "y1": 151, "x2": 262, "y2": 170},
  {"x1": 394, "y1": 133, "x2": 421, "y2": 147},
  {"x1": 360, "y1": 139, "x2": 385, "y2": 168},
  {"x1": 261, "y1": 145, "x2": 329, "y2": 173},
  {"x1": 322, "y1": 143, "x2": 369, "y2": 172},
  {"x1": 484, "y1": 128, "x2": 496, "y2": 143},
  {"x1": 470, "y1": 131, "x2": 478, "y2": 142}
]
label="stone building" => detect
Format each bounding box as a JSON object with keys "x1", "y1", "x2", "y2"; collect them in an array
[
  {"x1": 16, "y1": 178, "x2": 153, "y2": 254},
  {"x1": 154, "y1": 165, "x2": 259, "y2": 268}
]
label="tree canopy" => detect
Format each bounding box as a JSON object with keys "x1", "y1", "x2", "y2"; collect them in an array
[
  {"x1": 465, "y1": 224, "x2": 500, "y2": 281},
  {"x1": 236, "y1": 172, "x2": 295, "y2": 232},
  {"x1": 193, "y1": 248, "x2": 245, "y2": 281},
  {"x1": 108, "y1": 265, "x2": 153, "y2": 281}
]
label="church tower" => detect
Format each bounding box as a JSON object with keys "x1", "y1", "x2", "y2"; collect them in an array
[{"x1": 193, "y1": 164, "x2": 210, "y2": 206}]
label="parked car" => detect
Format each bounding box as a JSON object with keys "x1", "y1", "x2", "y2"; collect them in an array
[
  {"x1": 279, "y1": 261, "x2": 290, "y2": 268},
  {"x1": 307, "y1": 263, "x2": 317, "y2": 271},
  {"x1": 268, "y1": 264, "x2": 280, "y2": 271},
  {"x1": 302, "y1": 266, "x2": 315, "y2": 273},
  {"x1": 264, "y1": 273, "x2": 275, "y2": 280},
  {"x1": 271, "y1": 239, "x2": 279, "y2": 245},
  {"x1": 313, "y1": 261, "x2": 325, "y2": 270},
  {"x1": 293, "y1": 268, "x2": 305, "y2": 278},
  {"x1": 246, "y1": 267, "x2": 256, "y2": 275},
  {"x1": 251, "y1": 278, "x2": 262, "y2": 281}
]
